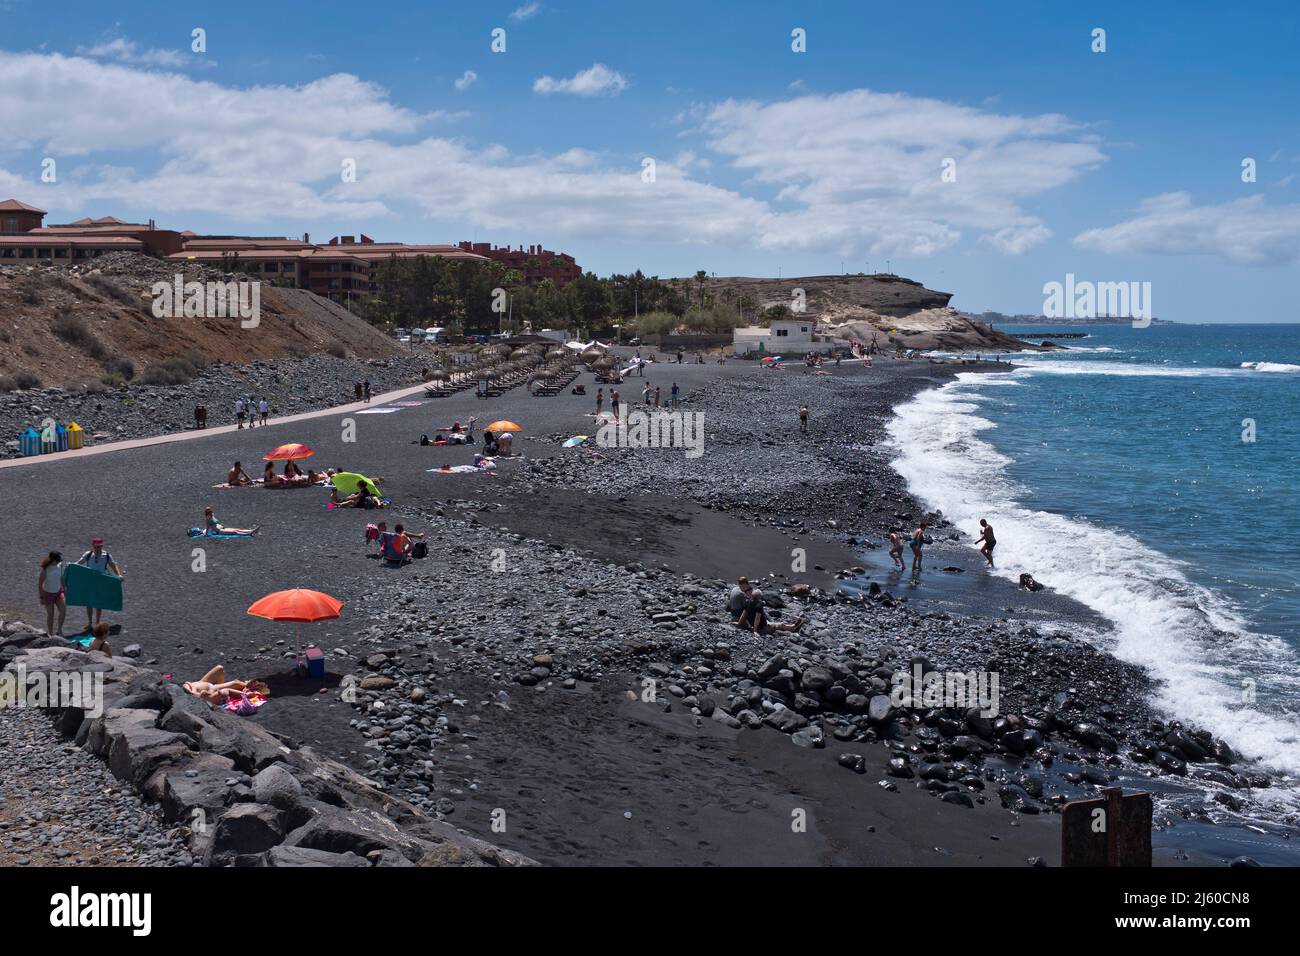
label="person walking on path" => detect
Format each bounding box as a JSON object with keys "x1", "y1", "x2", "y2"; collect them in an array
[
  {"x1": 258, "y1": 397, "x2": 270, "y2": 426},
  {"x1": 235, "y1": 397, "x2": 246, "y2": 429},
  {"x1": 654, "y1": 385, "x2": 661, "y2": 409},
  {"x1": 595, "y1": 388, "x2": 604, "y2": 418},
  {"x1": 38, "y1": 551, "x2": 67, "y2": 637},
  {"x1": 976, "y1": 518, "x2": 996, "y2": 567},
  {"x1": 611, "y1": 388, "x2": 621, "y2": 423},
  {"x1": 671, "y1": 382, "x2": 680, "y2": 407},
  {"x1": 643, "y1": 382, "x2": 653, "y2": 407},
  {"x1": 799, "y1": 405, "x2": 809, "y2": 433},
  {"x1": 354, "y1": 381, "x2": 363, "y2": 401},
  {"x1": 363, "y1": 380, "x2": 372, "y2": 403},
  {"x1": 76, "y1": 538, "x2": 123, "y2": 633}
]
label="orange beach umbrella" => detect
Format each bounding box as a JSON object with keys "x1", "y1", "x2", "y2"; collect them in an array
[
  {"x1": 247, "y1": 588, "x2": 343, "y2": 666},
  {"x1": 264, "y1": 443, "x2": 315, "y2": 461},
  {"x1": 486, "y1": 420, "x2": 523, "y2": 434}
]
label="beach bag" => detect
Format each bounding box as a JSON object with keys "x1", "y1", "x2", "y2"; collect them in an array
[{"x1": 412, "y1": 541, "x2": 428, "y2": 560}]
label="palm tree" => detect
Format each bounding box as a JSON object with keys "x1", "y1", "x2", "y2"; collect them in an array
[{"x1": 693, "y1": 270, "x2": 708, "y2": 309}]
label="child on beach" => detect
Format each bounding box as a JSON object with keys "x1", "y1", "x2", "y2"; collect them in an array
[
  {"x1": 799, "y1": 405, "x2": 809, "y2": 433},
  {"x1": 887, "y1": 532, "x2": 906, "y2": 571},
  {"x1": 38, "y1": 551, "x2": 66, "y2": 637}
]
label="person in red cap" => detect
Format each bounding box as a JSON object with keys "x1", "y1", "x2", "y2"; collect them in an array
[{"x1": 76, "y1": 537, "x2": 122, "y2": 632}]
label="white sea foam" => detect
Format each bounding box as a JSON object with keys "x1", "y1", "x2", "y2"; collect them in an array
[
  {"x1": 1241, "y1": 361, "x2": 1300, "y2": 373},
  {"x1": 888, "y1": 373, "x2": 1300, "y2": 779},
  {"x1": 1008, "y1": 358, "x2": 1244, "y2": 377}
]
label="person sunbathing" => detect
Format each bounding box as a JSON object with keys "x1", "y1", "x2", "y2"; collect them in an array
[
  {"x1": 284, "y1": 460, "x2": 305, "y2": 481},
  {"x1": 263, "y1": 462, "x2": 285, "y2": 488},
  {"x1": 227, "y1": 461, "x2": 253, "y2": 486},
  {"x1": 203, "y1": 506, "x2": 258, "y2": 536},
  {"x1": 183, "y1": 665, "x2": 252, "y2": 706}
]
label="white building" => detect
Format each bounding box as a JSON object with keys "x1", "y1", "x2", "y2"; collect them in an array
[{"x1": 733, "y1": 318, "x2": 818, "y2": 355}]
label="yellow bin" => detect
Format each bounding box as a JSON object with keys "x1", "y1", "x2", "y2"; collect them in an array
[{"x1": 66, "y1": 421, "x2": 84, "y2": 450}]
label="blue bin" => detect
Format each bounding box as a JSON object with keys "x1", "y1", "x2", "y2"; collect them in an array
[
  {"x1": 19, "y1": 427, "x2": 41, "y2": 457},
  {"x1": 55, "y1": 424, "x2": 69, "y2": 452}
]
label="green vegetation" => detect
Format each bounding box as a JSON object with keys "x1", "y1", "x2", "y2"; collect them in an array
[{"x1": 361, "y1": 256, "x2": 751, "y2": 339}]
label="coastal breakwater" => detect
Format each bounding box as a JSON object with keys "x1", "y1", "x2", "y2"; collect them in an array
[{"x1": 0, "y1": 621, "x2": 533, "y2": 867}]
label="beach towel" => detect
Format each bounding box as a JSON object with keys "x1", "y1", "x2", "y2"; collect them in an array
[
  {"x1": 355, "y1": 407, "x2": 400, "y2": 415},
  {"x1": 427, "y1": 465, "x2": 489, "y2": 474},
  {"x1": 63, "y1": 562, "x2": 123, "y2": 612},
  {"x1": 187, "y1": 528, "x2": 255, "y2": 538},
  {"x1": 224, "y1": 681, "x2": 270, "y2": 715},
  {"x1": 326, "y1": 497, "x2": 391, "y2": 509}
]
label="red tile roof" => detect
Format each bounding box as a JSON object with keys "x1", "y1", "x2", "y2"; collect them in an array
[{"x1": 0, "y1": 199, "x2": 47, "y2": 214}]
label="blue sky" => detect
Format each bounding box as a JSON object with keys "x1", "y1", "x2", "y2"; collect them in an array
[{"x1": 2, "y1": 0, "x2": 1298, "y2": 322}]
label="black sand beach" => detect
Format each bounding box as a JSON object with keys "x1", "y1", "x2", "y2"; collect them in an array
[{"x1": 1, "y1": 356, "x2": 1293, "y2": 866}]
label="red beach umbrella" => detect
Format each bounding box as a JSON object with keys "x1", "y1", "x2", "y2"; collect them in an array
[
  {"x1": 247, "y1": 588, "x2": 343, "y2": 666},
  {"x1": 264, "y1": 443, "x2": 315, "y2": 461}
]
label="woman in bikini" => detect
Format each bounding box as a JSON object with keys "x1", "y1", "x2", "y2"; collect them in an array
[
  {"x1": 183, "y1": 665, "x2": 248, "y2": 706},
  {"x1": 910, "y1": 522, "x2": 927, "y2": 574},
  {"x1": 204, "y1": 506, "x2": 258, "y2": 536}
]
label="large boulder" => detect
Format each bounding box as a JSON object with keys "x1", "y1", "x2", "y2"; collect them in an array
[
  {"x1": 255, "y1": 846, "x2": 370, "y2": 868},
  {"x1": 205, "y1": 804, "x2": 285, "y2": 866}
]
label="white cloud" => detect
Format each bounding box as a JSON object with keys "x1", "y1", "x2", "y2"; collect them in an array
[
  {"x1": 981, "y1": 224, "x2": 1052, "y2": 256},
  {"x1": 697, "y1": 89, "x2": 1103, "y2": 256},
  {"x1": 454, "y1": 69, "x2": 477, "y2": 92},
  {"x1": 509, "y1": 2, "x2": 542, "y2": 21},
  {"x1": 0, "y1": 51, "x2": 1109, "y2": 259},
  {"x1": 533, "y1": 63, "x2": 627, "y2": 97},
  {"x1": 1074, "y1": 192, "x2": 1300, "y2": 266},
  {"x1": 76, "y1": 38, "x2": 198, "y2": 69}
]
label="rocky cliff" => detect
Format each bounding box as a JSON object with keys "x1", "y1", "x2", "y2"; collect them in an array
[{"x1": 692, "y1": 273, "x2": 1042, "y2": 352}]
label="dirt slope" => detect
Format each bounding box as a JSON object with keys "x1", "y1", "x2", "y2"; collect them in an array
[{"x1": 0, "y1": 253, "x2": 400, "y2": 388}]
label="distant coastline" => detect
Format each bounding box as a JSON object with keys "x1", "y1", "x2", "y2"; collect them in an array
[{"x1": 963, "y1": 311, "x2": 1178, "y2": 327}]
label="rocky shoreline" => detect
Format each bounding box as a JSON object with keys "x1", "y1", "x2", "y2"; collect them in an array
[
  {"x1": 0, "y1": 354, "x2": 1292, "y2": 866},
  {"x1": 339, "y1": 362, "x2": 1294, "y2": 856}
]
